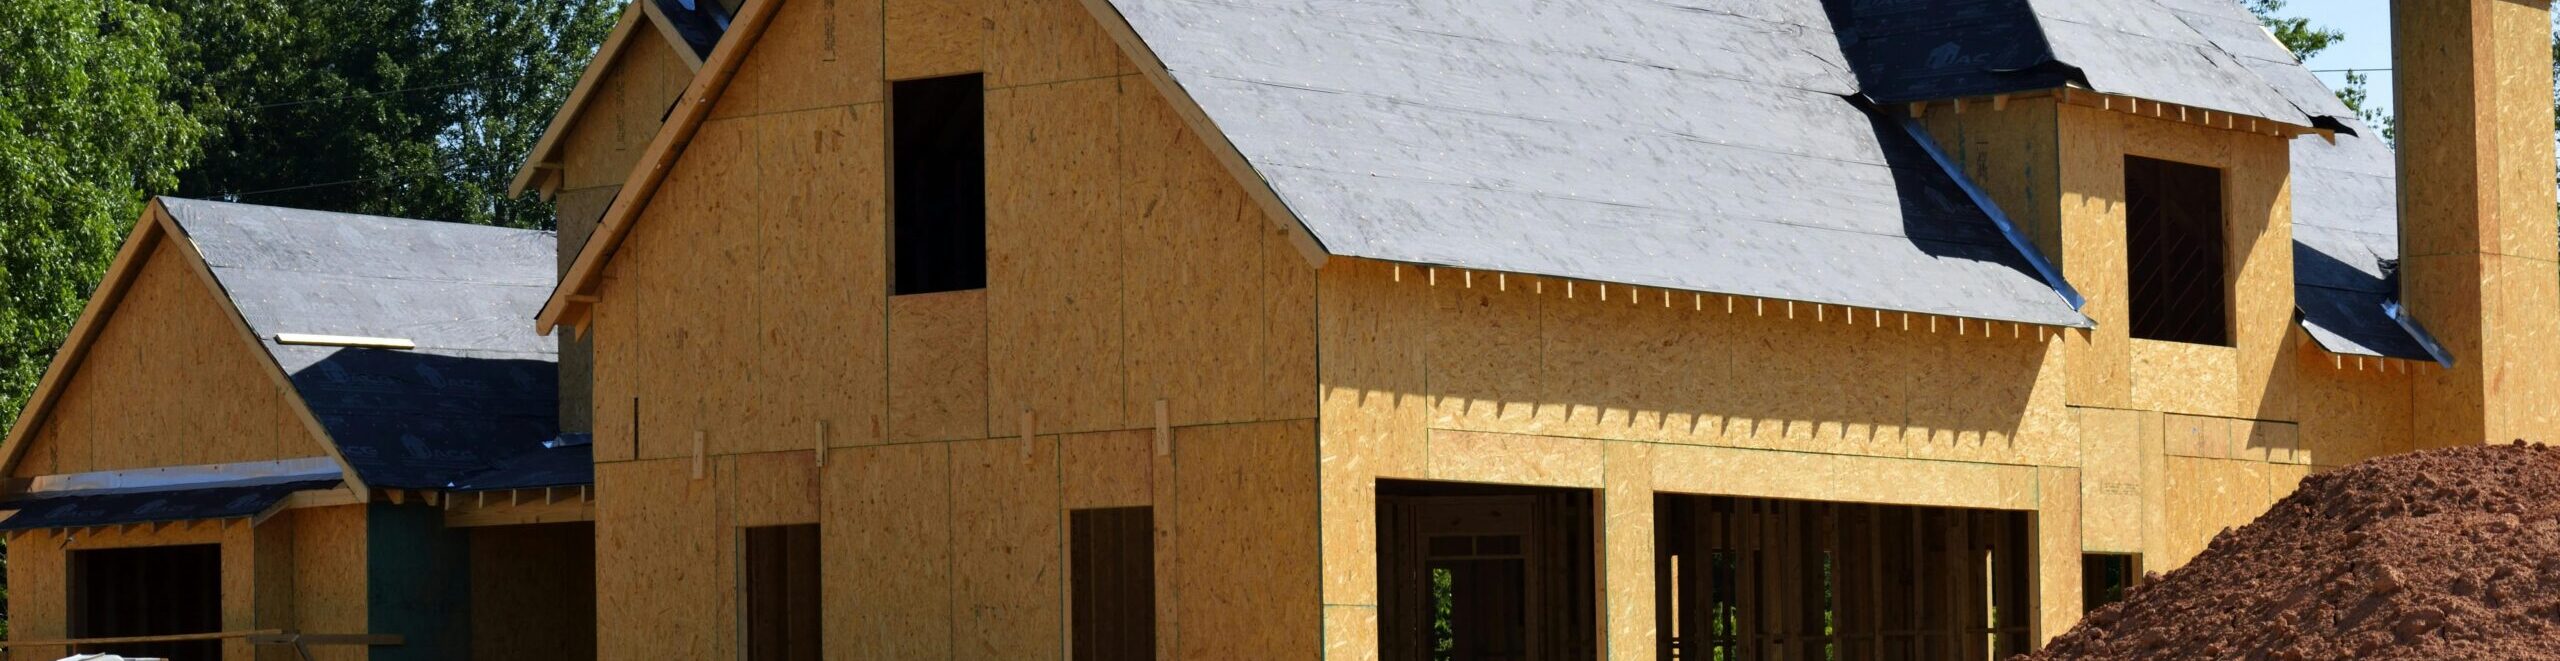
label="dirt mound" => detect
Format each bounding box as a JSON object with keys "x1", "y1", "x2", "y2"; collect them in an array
[{"x1": 2026, "y1": 442, "x2": 2560, "y2": 660}]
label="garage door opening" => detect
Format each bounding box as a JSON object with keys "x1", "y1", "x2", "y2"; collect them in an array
[
  {"x1": 1378, "y1": 481, "x2": 1596, "y2": 661},
  {"x1": 1656, "y1": 496, "x2": 2033, "y2": 660},
  {"x1": 69, "y1": 543, "x2": 223, "y2": 660}
]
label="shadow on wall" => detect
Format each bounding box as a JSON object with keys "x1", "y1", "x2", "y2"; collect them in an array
[
  {"x1": 285, "y1": 347, "x2": 560, "y2": 487},
  {"x1": 1332, "y1": 266, "x2": 2063, "y2": 463}
]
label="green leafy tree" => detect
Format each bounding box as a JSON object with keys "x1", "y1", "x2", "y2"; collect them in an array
[
  {"x1": 2247, "y1": 0, "x2": 2393, "y2": 140},
  {"x1": 169, "y1": 0, "x2": 620, "y2": 228},
  {"x1": 0, "y1": 0, "x2": 207, "y2": 434}
]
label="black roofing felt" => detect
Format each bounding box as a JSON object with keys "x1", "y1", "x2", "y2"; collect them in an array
[
  {"x1": 1831, "y1": 0, "x2": 2343, "y2": 128},
  {"x1": 2291, "y1": 124, "x2": 2437, "y2": 362},
  {"x1": 160, "y1": 198, "x2": 580, "y2": 490},
  {"x1": 0, "y1": 479, "x2": 341, "y2": 532},
  {"x1": 654, "y1": 0, "x2": 731, "y2": 59}
]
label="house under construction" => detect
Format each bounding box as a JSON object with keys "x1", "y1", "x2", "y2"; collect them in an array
[{"x1": 3, "y1": 0, "x2": 2554, "y2": 658}]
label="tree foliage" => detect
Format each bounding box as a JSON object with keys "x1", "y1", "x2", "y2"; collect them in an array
[
  {"x1": 2246, "y1": 0, "x2": 2393, "y2": 141},
  {"x1": 0, "y1": 0, "x2": 207, "y2": 434},
  {"x1": 169, "y1": 0, "x2": 620, "y2": 228}
]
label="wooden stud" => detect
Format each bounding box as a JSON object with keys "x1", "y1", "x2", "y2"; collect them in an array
[{"x1": 1992, "y1": 94, "x2": 2010, "y2": 111}]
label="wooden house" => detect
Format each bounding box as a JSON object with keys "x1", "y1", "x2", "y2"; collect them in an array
[
  {"x1": 517, "y1": 0, "x2": 2556, "y2": 657},
  {"x1": 0, "y1": 200, "x2": 593, "y2": 661},
  {"x1": 2, "y1": 0, "x2": 2547, "y2": 659}
]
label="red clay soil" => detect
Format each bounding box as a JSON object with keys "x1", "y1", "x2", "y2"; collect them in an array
[{"x1": 2025, "y1": 442, "x2": 2560, "y2": 661}]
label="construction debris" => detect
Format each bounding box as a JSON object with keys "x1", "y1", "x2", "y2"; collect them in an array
[{"x1": 2027, "y1": 443, "x2": 2560, "y2": 660}]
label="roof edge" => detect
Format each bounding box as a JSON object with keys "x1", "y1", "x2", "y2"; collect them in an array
[
  {"x1": 508, "y1": 2, "x2": 702, "y2": 198},
  {"x1": 538, "y1": 0, "x2": 784, "y2": 335}
]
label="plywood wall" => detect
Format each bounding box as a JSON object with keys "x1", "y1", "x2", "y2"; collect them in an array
[
  {"x1": 559, "y1": 29, "x2": 694, "y2": 192},
  {"x1": 586, "y1": 0, "x2": 1315, "y2": 466},
  {"x1": 11, "y1": 237, "x2": 327, "y2": 479},
  {"x1": 4, "y1": 512, "x2": 359, "y2": 661}
]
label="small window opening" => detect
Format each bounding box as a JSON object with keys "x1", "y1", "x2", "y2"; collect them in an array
[
  {"x1": 2082, "y1": 553, "x2": 2141, "y2": 613},
  {"x1": 69, "y1": 544, "x2": 223, "y2": 660},
  {"x1": 891, "y1": 74, "x2": 987, "y2": 295},
  {"x1": 2125, "y1": 156, "x2": 2229, "y2": 346},
  {"x1": 743, "y1": 524, "x2": 821, "y2": 661},
  {"x1": 1071, "y1": 507, "x2": 1156, "y2": 660}
]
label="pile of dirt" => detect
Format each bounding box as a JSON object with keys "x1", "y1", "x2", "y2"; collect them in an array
[{"x1": 2026, "y1": 442, "x2": 2560, "y2": 660}]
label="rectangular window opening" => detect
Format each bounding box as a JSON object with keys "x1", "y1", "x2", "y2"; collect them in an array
[
  {"x1": 2125, "y1": 155, "x2": 2230, "y2": 346},
  {"x1": 891, "y1": 73, "x2": 987, "y2": 296},
  {"x1": 2083, "y1": 553, "x2": 2142, "y2": 613},
  {"x1": 1071, "y1": 506, "x2": 1157, "y2": 661},
  {"x1": 69, "y1": 544, "x2": 223, "y2": 660},
  {"x1": 743, "y1": 524, "x2": 822, "y2": 661}
]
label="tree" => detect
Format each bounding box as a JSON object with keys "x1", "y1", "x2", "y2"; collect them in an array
[
  {"x1": 2247, "y1": 0, "x2": 2392, "y2": 140},
  {"x1": 168, "y1": 0, "x2": 620, "y2": 229},
  {"x1": 0, "y1": 0, "x2": 206, "y2": 433}
]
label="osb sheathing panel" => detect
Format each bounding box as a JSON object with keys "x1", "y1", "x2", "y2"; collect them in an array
[
  {"x1": 12, "y1": 240, "x2": 322, "y2": 479},
  {"x1": 590, "y1": 275, "x2": 635, "y2": 463},
  {"x1": 889, "y1": 290, "x2": 990, "y2": 443},
  {"x1": 986, "y1": 78, "x2": 1127, "y2": 435},
  {"x1": 2395, "y1": 0, "x2": 2560, "y2": 263},
  {"x1": 2058, "y1": 105, "x2": 2296, "y2": 421},
  {"x1": 2295, "y1": 351, "x2": 2415, "y2": 466},
  {"x1": 292, "y1": 505, "x2": 370, "y2": 661},
  {"x1": 711, "y1": 0, "x2": 884, "y2": 120},
  {"x1": 951, "y1": 437, "x2": 1062, "y2": 659},
  {"x1": 2075, "y1": 407, "x2": 2143, "y2": 553},
  {"x1": 731, "y1": 449, "x2": 820, "y2": 527},
  {"x1": 1121, "y1": 85, "x2": 1318, "y2": 428},
  {"x1": 2160, "y1": 412, "x2": 2233, "y2": 459},
  {"x1": 1322, "y1": 605, "x2": 1382, "y2": 661},
  {"x1": 753, "y1": 106, "x2": 888, "y2": 451},
  {"x1": 2130, "y1": 340, "x2": 2241, "y2": 418},
  {"x1": 1648, "y1": 443, "x2": 2039, "y2": 511},
  {"x1": 1176, "y1": 420, "x2": 1321, "y2": 660},
  {"x1": 827, "y1": 442, "x2": 951, "y2": 659},
  {"x1": 2159, "y1": 456, "x2": 2274, "y2": 570},
  {"x1": 1344, "y1": 261, "x2": 2069, "y2": 466},
  {"x1": 1602, "y1": 442, "x2": 1656, "y2": 661},
  {"x1": 617, "y1": 106, "x2": 888, "y2": 459},
  {"x1": 1921, "y1": 97, "x2": 2065, "y2": 261},
  {"x1": 1427, "y1": 429, "x2": 1602, "y2": 489},
  {"x1": 560, "y1": 31, "x2": 691, "y2": 191},
  {"x1": 1317, "y1": 259, "x2": 1431, "y2": 607},
  {"x1": 4, "y1": 521, "x2": 263, "y2": 661},
  {"x1": 1062, "y1": 429, "x2": 1151, "y2": 509},
  {"x1": 884, "y1": 0, "x2": 984, "y2": 79},
  {"x1": 553, "y1": 185, "x2": 619, "y2": 276},
  {"x1": 2036, "y1": 466, "x2": 2083, "y2": 645},
  {"x1": 594, "y1": 458, "x2": 734, "y2": 658},
  {"x1": 2487, "y1": 253, "x2": 2560, "y2": 444}
]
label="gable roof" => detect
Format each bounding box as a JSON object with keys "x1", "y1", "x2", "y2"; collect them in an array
[
  {"x1": 509, "y1": 0, "x2": 724, "y2": 197},
  {"x1": 1830, "y1": 0, "x2": 2351, "y2": 131},
  {"x1": 1090, "y1": 0, "x2": 2092, "y2": 327},
  {"x1": 0, "y1": 199, "x2": 573, "y2": 493}
]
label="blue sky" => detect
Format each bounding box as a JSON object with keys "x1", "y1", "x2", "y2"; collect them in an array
[{"x1": 2284, "y1": 0, "x2": 2394, "y2": 123}]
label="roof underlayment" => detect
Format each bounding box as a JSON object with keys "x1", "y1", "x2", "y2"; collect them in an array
[
  {"x1": 1103, "y1": 0, "x2": 2091, "y2": 327},
  {"x1": 163, "y1": 199, "x2": 583, "y2": 490},
  {"x1": 0, "y1": 478, "x2": 342, "y2": 532},
  {"x1": 1104, "y1": 0, "x2": 2429, "y2": 354}
]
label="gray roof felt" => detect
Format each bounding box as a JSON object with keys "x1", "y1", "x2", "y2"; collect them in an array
[
  {"x1": 160, "y1": 198, "x2": 572, "y2": 489},
  {"x1": 1832, "y1": 0, "x2": 2351, "y2": 129},
  {"x1": 1104, "y1": 0, "x2": 2089, "y2": 327},
  {"x1": 2290, "y1": 124, "x2": 2433, "y2": 360}
]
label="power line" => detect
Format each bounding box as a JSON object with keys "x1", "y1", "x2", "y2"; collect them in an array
[{"x1": 248, "y1": 74, "x2": 530, "y2": 110}]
